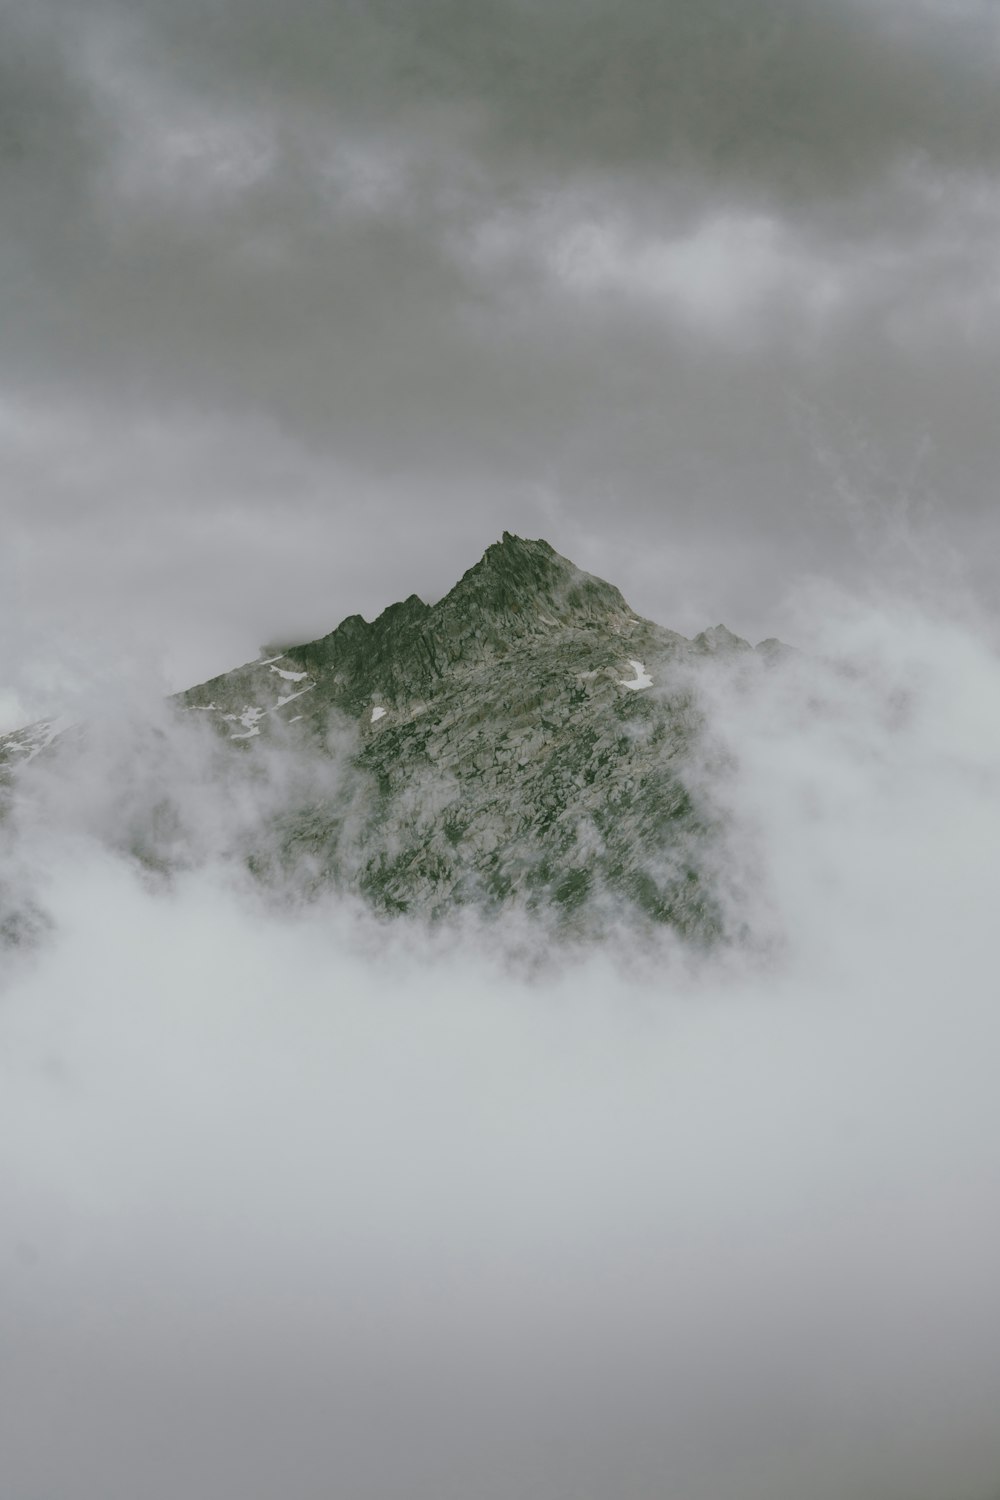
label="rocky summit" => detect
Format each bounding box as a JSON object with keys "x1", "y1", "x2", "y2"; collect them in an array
[{"x1": 1, "y1": 534, "x2": 785, "y2": 940}]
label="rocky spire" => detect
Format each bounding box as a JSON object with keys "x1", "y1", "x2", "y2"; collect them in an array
[{"x1": 437, "y1": 532, "x2": 634, "y2": 632}]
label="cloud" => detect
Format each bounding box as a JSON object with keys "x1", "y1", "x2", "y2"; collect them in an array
[
  {"x1": 66, "y1": 0, "x2": 1000, "y2": 196},
  {"x1": 3, "y1": 0, "x2": 1000, "y2": 723},
  {"x1": 2, "y1": 17, "x2": 997, "y2": 1488},
  {"x1": 3, "y1": 568, "x2": 1000, "y2": 1498}
]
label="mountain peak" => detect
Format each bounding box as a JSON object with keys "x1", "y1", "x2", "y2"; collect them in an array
[
  {"x1": 494, "y1": 529, "x2": 556, "y2": 561},
  {"x1": 451, "y1": 532, "x2": 562, "y2": 594},
  {"x1": 440, "y1": 533, "x2": 632, "y2": 630},
  {"x1": 693, "y1": 624, "x2": 753, "y2": 656},
  {"x1": 1, "y1": 530, "x2": 781, "y2": 941}
]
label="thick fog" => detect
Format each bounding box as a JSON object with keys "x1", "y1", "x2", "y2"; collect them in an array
[{"x1": 3, "y1": 568, "x2": 1000, "y2": 1500}]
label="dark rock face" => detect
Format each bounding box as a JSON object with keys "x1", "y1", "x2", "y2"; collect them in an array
[{"x1": 1, "y1": 533, "x2": 777, "y2": 939}]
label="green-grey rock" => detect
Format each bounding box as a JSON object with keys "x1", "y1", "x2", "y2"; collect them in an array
[{"x1": 1, "y1": 533, "x2": 782, "y2": 941}]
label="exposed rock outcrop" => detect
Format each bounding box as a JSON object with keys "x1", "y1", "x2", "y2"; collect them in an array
[{"x1": 1, "y1": 533, "x2": 782, "y2": 940}]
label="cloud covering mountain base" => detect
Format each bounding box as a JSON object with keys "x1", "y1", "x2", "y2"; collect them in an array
[{"x1": 3, "y1": 579, "x2": 1000, "y2": 1500}]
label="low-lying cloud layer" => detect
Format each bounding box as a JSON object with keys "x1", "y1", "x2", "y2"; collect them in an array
[{"x1": 3, "y1": 571, "x2": 1000, "y2": 1499}]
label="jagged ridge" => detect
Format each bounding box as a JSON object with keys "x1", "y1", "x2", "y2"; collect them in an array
[{"x1": 1, "y1": 534, "x2": 780, "y2": 940}]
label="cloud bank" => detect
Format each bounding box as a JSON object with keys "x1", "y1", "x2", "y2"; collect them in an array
[{"x1": 3, "y1": 570, "x2": 1000, "y2": 1499}]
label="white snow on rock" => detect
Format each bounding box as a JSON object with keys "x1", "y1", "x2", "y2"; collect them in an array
[
  {"x1": 371, "y1": 706, "x2": 387, "y2": 723},
  {"x1": 618, "y1": 659, "x2": 653, "y2": 691},
  {"x1": 7, "y1": 715, "x2": 77, "y2": 764},
  {"x1": 269, "y1": 666, "x2": 309, "y2": 682},
  {"x1": 275, "y1": 685, "x2": 314, "y2": 710},
  {"x1": 225, "y1": 706, "x2": 264, "y2": 739}
]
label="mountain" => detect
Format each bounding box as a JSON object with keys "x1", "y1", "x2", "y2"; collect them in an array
[{"x1": 1, "y1": 534, "x2": 784, "y2": 940}]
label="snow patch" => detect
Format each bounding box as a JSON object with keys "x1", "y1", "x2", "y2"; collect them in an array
[
  {"x1": 225, "y1": 706, "x2": 264, "y2": 739},
  {"x1": 371, "y1": 706, "x2": 387, "y2": 723},
  {"x1": 4, "y1": 715, "x2": 77, "y2": 765},
  {"x1": 274, "y1": 686, "x2": 314, "y2": 711},
  {"x1": 269, "y1": 666, "x2": 308, "y2": 682},
  {"x1": 618, "y1": 660, "x2": 653, "y2": 691}
]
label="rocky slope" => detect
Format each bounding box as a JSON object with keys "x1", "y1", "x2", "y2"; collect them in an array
[{"x1": 1, "y1": 533, "x2": 783, "y2": 939}]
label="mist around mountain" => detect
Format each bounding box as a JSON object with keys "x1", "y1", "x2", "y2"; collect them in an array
[
  {"x1": 3, "y1": 540, "x2": 1000, "y2": 1500},
  {"x1": 0, "y1": 533, "x2": 796, "y2": 946}
]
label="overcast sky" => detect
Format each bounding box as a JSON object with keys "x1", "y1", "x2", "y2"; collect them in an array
[
  {"x1": 4, "y1": 0, "x2": 1000, "y2": 711},
  {"x1": 7, "y1": 12, "x2": 1000, "y2": 1492}
]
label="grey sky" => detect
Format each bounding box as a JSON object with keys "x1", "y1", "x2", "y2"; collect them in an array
[{"x1": 4, "y1": 0, "x2": 1000, "y2": 716}]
